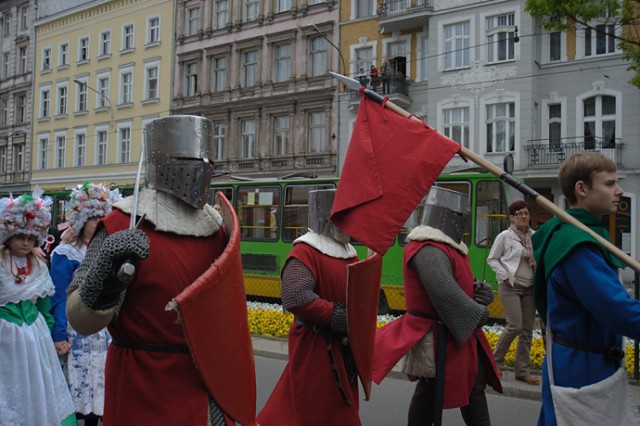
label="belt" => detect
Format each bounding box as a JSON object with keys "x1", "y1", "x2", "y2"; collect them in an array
[
  {"x1": 408, "y1": 310, "x2": 439, "y2": 321},
  {"x1": 294, "y1": 316, "x2": 334, "y2": 338},
  {"x1": 112, "y1": 338, "x2": 190, "y2": 354},
  {"x1": 552, "y1": 335, "x2": 625, "y2": 361}
]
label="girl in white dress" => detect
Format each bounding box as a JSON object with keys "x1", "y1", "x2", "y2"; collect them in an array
[
  {"x1": 0, "y1": 187, "x2": 76, "y2": 425},
  {"x1": 50, "y1": 182, "x2": 121, "y2": 426}
]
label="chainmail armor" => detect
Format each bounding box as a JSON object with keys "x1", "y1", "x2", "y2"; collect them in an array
[
  {"x1": 331, "y1": 302, "x2": 348, "y2": 333},
  {"x1": 281, "y1": 258, "x2": 319, "y2": 311},
  {"x1": 76, "y1": 227, "x2": 150, "y2": 310},
  {"x1": 410, "y1": 245, "x2": 488, "y2": 346}
]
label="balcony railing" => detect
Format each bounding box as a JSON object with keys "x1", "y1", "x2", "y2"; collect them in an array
[
  {"x1": 349, "y1": 75, "x2": 410, "y2": 100},
  {"x1": 525, "y1": 137, "x2": 622, "y2": 167},
  {"x1": 378, "y1": 0, "x2": 433, "y2": 16}
]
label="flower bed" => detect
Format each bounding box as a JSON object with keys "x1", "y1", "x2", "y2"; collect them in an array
[{"x1": 248, "y1": 302, "x2": 637, "y2": 377}]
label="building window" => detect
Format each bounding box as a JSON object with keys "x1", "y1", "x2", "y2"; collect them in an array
[
  {"x1": 212, "y1": 56, "x2": 227, "y2": 92},
  {"x1": 486, "y1": 13, "x2": 515, "y2": 63},
  {"x1": 77, "y1": 82, "x2": 88, "y2": 112},
  {"x1": 185, "y1": 62, "x2": 198, "y2": 96},
  {"x1": 15, "y1": 93, "x2": 26, "y2": 124},
  {"x1": 548, "y1": 103, "x2": 562, "y2": 151},
  {"x1": 354, "y1": 46, "x2": 373, "y2": 76},
  {"x1": 310, "y1": 37, "x2": 327, "y2": 77},
  {"x1": 20, "y1": 6, "x2": 28, "y2": 30},
  {"x1": 213, "y1": 123, "x2": 225, "y2": 160},
  {"x1": 97, "y1": 76, "x2": 110, "y2": 108},
  {"x1": 55, "y1": 135, "x2": 66, "y2": 168},
  {"x1": 421, "y1": 36, "x2": 429, "y2": 80},
  {"x1": 444, "y1": 21, "x2": 470, "y2": 69},
  {"x1": 308, "y1": 111, "x2": 326, "y2": 153},
  {"x1": 277, "y1": 0, "x2": 291, "y2": 13},
  {"x1": 119, "y1": 126, "x2": 131, "y2": 163},
  {"x1": 273, "y1": 116, "x2": 290, "y2": 156},
  {"x1": 57, "y1": 85, "x2": 68, "y2": 116},
  {"x1": 186, "y1": 7, "x2": 200, "y2": 36},
  {"x1": 585, "y1": 24, "x2": 617, "y2": 57},
  {"x1": 148, "y1": 16, "x2": 160, "y2": 44},
  {"x1": 244, "y1": 0, "x2": 259, "y2": 22},
  {"x1": 583, "y1": 95, "x2": 616, "y2": 149},
  {"x1": 75, "y1": 132, "x2": 86, "y2": 166},
  {"x1": 0, "y1": 147, "x2": 5, "y2": 173},
  {"x1": 3, "y1": 53, "x2": 9, "y2": 79},
  {"x1": 60, "y1": 43, "x2": 69, "y2": 66},
  {"x1": 486, "y1": 102, "x2": 515, "y2": 153},
  {"x1": 274, "y1": 43, "x2": 291, "y2": 83},
  {"x1": 355, "y1": 0, "x2": 373, "y2": 19},
  {"x1": 78, "y1": 37, "x2": 90, "y2": 62},
  {"x1": 0, "y1": 97, "x2": 8, "y2": 125},
  {"x1": 145, "y1": 65, "x2": 159, "y2": 100},
  {"x1": 40, "y1": 88, "x2": 50, "y2": 118},
  {"x1": 549, "y1": 31, "x2": 561, "y2": 61},
  {"x1": 2, "y1": 13, "x2": 9, "y2": 36},
  {"x1": 14, "y1": 144, "x2": 24, "y2": 172},
  {"x1": 39, "y1": 137, "x2": 48, "y2": 169},
  {"x1": 242, "y1": 50, "x2": 257, "y2": 87},
  {"x1": 100, "y1": 30, "x2": 111, "y2": 56},
  {"x1": 42, "y1": 48, "x2": 51, "y2": 70},
  {"x1": 96, "y1": 129, "x2": 108, "y2": 165},
  {"x1": 18, "y1": 47, "x2": 27, "y2": 74},
  {"x1": 120, "y1": 70, "x2": 133, "y2": 104},
  {"x1": 213, "y1": 0, "x2": 229, "y2": 29},
  {"x1": 241, "y1": 119, "x2": 256, "y2": 159},
  {"x1": 443, "y1": 107, "x2": 470, "y2": 148},
  {"x1": 123, "y1": 24, "x2": 135, "y2": 50}
]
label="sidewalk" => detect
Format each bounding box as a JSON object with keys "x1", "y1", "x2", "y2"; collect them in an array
[{"x1": 251, "y1": 335, "x2": 640, "y2": 404}]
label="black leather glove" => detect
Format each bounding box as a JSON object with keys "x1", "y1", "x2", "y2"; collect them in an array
[
  {"x1": 473, "y1": 280, "x2": 495, "y2": 306},
  {"x1": 331, "y1": 302, "x2": 348, "y2": 333},
  {"x1": 79, "y1": 228, "x2": 150, "y2": 310}
]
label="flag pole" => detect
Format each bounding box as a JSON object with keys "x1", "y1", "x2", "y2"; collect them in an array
[{"x1": 330, "y1": 72, "x2": 640, "y2": 274}]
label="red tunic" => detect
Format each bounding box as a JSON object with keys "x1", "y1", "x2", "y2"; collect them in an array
[
  {"x1": 100, "y1": 210, "x2": 228, "y2": 425},
  {"x1": 258, "y1": 242, "x2": 360, "y2": 426},
  {"x1": 372, "y1": 240, "x2": 501, "y2": 408}
]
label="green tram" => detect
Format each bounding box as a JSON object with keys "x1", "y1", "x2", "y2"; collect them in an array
[
  {"x1": 41, "y1": 172, "x2": 512, "y2": 316},
  {"x1": 210, "y1": 172, "x2": 511, "y2": 316}
]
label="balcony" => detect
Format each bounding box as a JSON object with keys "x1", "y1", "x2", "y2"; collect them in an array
[
  {"x1": 525, "y1": 137, "x2": 622, "y2": 167},
  {"x1": 348, "y1": 75, "x2": 412, "y2": 109},
  {"x1": 378, "y1": 0, "x2": 434, "y2": 34}
]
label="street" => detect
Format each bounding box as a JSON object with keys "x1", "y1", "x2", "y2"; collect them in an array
[{"x1": 256, "y1": 355, "x2": 542, "y2": 425}]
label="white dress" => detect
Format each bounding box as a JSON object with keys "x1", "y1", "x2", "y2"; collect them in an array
[
  {"x1": 52, "y1": 243, "x2": 110, "y2": 416},
  {"x1": 0, "y1": 254, "x2": 76, "y2": 425}
]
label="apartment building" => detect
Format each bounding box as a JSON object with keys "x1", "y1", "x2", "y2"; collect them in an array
[
  {"x1": 172, "y1": 0, "x2": 340, "y2": 178},
  {"x1": 0, "y1": 0, "x2": 34, "y2": 194},
  {"x1": 32, "y1": 0, "x2": 174, "y2": 193},
  {"x1": 338, "y1": 0, "x2": 639, "y2": 281}
]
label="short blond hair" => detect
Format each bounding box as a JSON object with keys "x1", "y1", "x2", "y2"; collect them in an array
[{"x1": 559, "y1": 152, "x2": 617, "y2": 205}]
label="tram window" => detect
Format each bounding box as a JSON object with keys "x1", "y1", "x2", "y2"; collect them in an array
[
  {"x1": 399, "y1": 182, "x2": 472, "y2": 247},
  {"x1": 56, "y1": 197, "x2": 68, "y2": 226},
  {"x1": 237, "y1": 186, "x2": 281, "y2": 241},
  {"x1": 475, "y1": 181, "x2": 507, "y2": 248},
  {"x1": 282, "y1": 183, "x2": 335, "y2": 242},
  {"x1": 210, "y1": 186, "x2": 233, "y2": 206}
]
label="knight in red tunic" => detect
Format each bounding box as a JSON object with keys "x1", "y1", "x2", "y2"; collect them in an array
[
  {"x1": 258, "y1": 189, "x2": 363, "y2": 426},
  {"x1": 372, "y1": 187, "x2": 502, "y2": 425},
  {"x1": 66, "y1": 116, "x2": 255, "y2": 426}
]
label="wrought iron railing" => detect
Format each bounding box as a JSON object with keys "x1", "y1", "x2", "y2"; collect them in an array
[
  {"x1": 378, "y1": 0, "x2": 433, "y2": 16},
  {"x1": 525, "y1": 137, "x2": 622, "y2": 167},
  {"x1": 349, "y1": 75, "x2": 410, "y2": 102}
]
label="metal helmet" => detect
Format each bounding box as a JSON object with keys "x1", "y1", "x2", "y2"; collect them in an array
[
  {"x1": 308, "y1": 189, "x2": 350, "y2": 244},
  {"x1": 144, "y1": 115, "x2": 214, "y2": 209},
  {"x1": 420, "y1": 186, "x2": 470, "y2": 243}
]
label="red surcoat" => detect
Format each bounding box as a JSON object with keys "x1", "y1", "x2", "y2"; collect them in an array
[
  {"x1": 100, "y1": 210, "x2": 228, "y2": 425},
  {"x1": 257, "y1": 242, "x2": 360, "y2": 426},
  {"x1": 372, "y1": 240, "x2": 501, "y2": 408}
]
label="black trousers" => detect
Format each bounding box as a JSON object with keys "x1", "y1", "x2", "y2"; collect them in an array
[{"x1": 407, "y1": 351, "x2": 491, "y2": 426}]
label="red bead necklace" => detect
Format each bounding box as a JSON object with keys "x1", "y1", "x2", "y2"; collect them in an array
[{"x1": 10, "y1": 254, "x2": 32, "y2": 284}]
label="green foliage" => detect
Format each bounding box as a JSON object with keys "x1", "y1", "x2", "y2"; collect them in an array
[{"x1": 525, "y1": 0, "x2": 640, "y2": 89}]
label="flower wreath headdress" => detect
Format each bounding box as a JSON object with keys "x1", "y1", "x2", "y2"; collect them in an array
[
  {"x1": 59, "y1": 181, "x2": 122, "y2": 238},
  {"x1": 0, "y1": 186, "x2": 52, "y2": 246}
]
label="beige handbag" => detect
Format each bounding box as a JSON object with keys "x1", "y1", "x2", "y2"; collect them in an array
[{"x1": 546, "y1": 324, "x2": 639, "y2": 425}]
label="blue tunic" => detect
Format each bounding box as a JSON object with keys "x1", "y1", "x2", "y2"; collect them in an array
[
  {"x1": 50, "y1": 249, "x2": 81, "y2": 342},
  {"x1": 538, "y1": 244, "x2": 640, "y2": 425}
]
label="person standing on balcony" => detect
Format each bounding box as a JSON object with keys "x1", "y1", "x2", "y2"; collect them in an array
[
  {"x1": 381, "y1": 59, "x2": 390, "y2": 95},
  {"x1": 487, "y1": 200, "x2": 540, "y2": 386},
  {"x1": 369, "y1": 64, "x2": 379, "y2": 92}
]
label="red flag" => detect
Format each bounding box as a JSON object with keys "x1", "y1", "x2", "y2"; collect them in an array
[{"x1": 331, "y1": 97, "x2": 461, "y2": 255}]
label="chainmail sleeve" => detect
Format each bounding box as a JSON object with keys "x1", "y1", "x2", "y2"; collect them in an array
[
  {"x1": 409, "y1": 245, "x2": 488, "y2": 346},
  {"x1": 281, "y1": 258, "x2": 319, "y2": 312},
  {"x1": 67, "y1": 226, "x2": 108, "y2": 296}
]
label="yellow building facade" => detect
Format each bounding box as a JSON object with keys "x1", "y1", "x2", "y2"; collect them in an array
[{"x1": 32, "y1": 0, "x2": 174, "y2": 192}]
